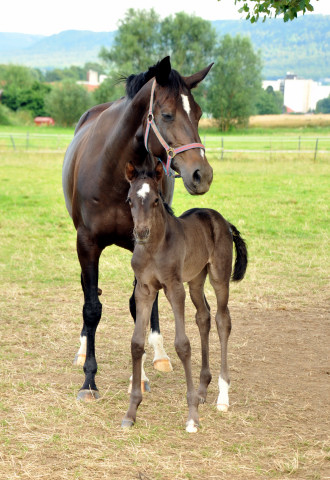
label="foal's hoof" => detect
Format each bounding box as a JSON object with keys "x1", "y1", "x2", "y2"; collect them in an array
[
  {"x1": 217, "y1": 403, "x2": 229, "y2": 412},
  {"x1": 98, "y1": 288, "x2": 102, "y2": 296},
  {"x1": 73, "y1": 353, "x2": 86, "y2": 366},
  {"x1": 121, "y1": 418, "x2": 134, "y2": 429},
  {"x1": 153, "y1": 358, "x2": 173, "y2": 372},
  {"x1": 185, "y1": 419, "x2": 199, "y2": 434},
  {"x1": 77, "y1": 389, "x2": 100, "y2": 402},
  {"x1": 128, "y1": 380, "x2": 150, "y2": 394}
]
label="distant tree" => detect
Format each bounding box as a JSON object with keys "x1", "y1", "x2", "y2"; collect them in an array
[
  {"x1": 93, "y1": 75, "x2": 125, "y2": 104},
  {"x1": 0, "y1": 64, "x2": 40, "y2": 88},
  {"x1": 2, "y1": 81, "x2": 51, "y2": 116},
  {"x1": 207, "y1": 34, "x2": 262, "y2": 131},
  {"x1": 256, "y1": 86, "x2": 283, "y2": 114},
  {"x1": 315, "y1": 95, "x2": 330, "y2": 114},
  {"x1": 45, "y1": 81, "x2": 91, "y2": 126},
  {"x1": 217, "y1": 0, "x2": 315, "y2": 22},
  {"x1": 99, "y1": 9, "x2": 161, "y2": 74}
]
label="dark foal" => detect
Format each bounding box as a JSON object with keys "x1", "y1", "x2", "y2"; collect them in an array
[{"x1": 122, "y1": 162, "x2": 248, "y2": 432}]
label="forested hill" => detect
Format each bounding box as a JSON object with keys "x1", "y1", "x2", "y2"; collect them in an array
[
  {"x1": 0, "y1": 15, "x2": 329, "y2": 80},
  {"x1": 213, "y1": 15, "x2": 330, "y2": 80}
]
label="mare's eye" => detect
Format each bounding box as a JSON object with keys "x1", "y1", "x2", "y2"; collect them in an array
[
  {"x1": 127, "y1": 197, "x2": 132, "y2": 206},
  {"x1": 162, "y1": 113, "x2": 173, "y2": 122}
]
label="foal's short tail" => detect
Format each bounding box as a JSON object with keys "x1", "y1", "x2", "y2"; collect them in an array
[{"x1": 229, "y1": 223, "x2": 248, "y2": 282}]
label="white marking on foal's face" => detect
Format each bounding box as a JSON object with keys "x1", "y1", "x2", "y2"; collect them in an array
[
  {"x1": 137, "y1": 183, "x2": 150, "y2": 199},
  {"x1": 181, "y1": 94, "x2": 191, "y2": 121}
]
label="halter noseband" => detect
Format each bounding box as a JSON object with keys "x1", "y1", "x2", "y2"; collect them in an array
[{"x1": 144, "y1": 79, "x2": 205, "y2": 176}]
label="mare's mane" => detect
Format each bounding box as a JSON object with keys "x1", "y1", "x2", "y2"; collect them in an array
[{"x1": 125, "y1": 61, "x2": 186, "y2": 99}]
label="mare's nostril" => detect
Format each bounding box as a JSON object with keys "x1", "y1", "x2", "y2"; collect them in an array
[{"x1": 193, "y1": 169, "x2": 201, "y2": 184}]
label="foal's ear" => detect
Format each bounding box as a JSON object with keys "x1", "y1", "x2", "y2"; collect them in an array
[
  {"x1": 156, "y1": 56, "x2": 171, "y2": 86},
  {"x1": 183, "y1": 63, "x2": 214, "y2": 89},
  {"x1": 125, "y1": 162, "x2": 138, "y2": 183},
  {"x1": 155, "y1": 161, "x2": 164, "y2": 183}
]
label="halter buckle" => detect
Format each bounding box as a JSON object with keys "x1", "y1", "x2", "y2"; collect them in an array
[{"x1": 167, "y1": 147, "x2": 175, "y2": 158}]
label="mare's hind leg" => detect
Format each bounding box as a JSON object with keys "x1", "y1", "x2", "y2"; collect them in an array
[
  {"x1": 76, "y1": 228, "x2": 102, "y2": 402},
  {"x1": 188, "y1": 268, "x2": 212, "y2": 404},
  {"x1": 208, "y1": 267, "x2": 232, "y2": 412},
  {"x1": 130, "y1": 281, "x2": 172, "y2": 375}
]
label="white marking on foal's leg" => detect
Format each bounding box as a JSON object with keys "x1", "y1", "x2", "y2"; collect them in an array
[
  {"x1": 137, "y1": 183, "x2": 150, "y2": 199},
  {"x1": 148, "y1": 330, "x2": 173, "y2": 372},
  {"x1": 74, "y1": 335, "x2": 87, "y2": 366},
  {"x1": 217, "y1": 376, "x2": 230, "y2": 412},
  {"x1": 186, "y1": 419, "x2": 198, "y2": 433},
  {"x1": 181, "y1": 94, "x2": 191, "y2": 121}
]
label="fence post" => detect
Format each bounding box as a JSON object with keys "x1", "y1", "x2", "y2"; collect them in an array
[
  {"x1": 221, "y1": 137, "x2": 224, "y2": 160},
  {"x1": 313, "y1": 138, "x2": 318, "y2": 162},
  {"x1": 26, "y1": 132, "x2": 29, "y2": 150},
  {"x1": 298, "y1": 136, "x2": 301, "y2": 152},
  {"x1": 10, "y1": 135, "x2": 16, "y2": 151}
]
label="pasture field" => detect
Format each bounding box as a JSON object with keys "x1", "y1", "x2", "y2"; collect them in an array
[{"x1": 0, "y1": 146, "x2": 329, "y2": 479}]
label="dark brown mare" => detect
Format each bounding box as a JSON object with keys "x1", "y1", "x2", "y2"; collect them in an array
[
  {"x1": 123, "y1": 161, "x2": 248, "y2": 432},
  {"x1": 62, "y1": 57, "x2": 214, "y2": 401}
]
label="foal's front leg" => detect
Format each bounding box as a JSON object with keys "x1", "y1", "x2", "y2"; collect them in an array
[
  {"x1": 165, "y1": 282, "x2": 199, "y2": 433},
  {"x1": 122, "y1": 284, "x2": 156, "y2": 428}
]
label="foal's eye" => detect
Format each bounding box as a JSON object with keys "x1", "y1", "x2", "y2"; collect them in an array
[
  {"x1": 162, "y1": 113, "x2": 174, "y2": 122},
  {"x1": 154, "y1": 198, "x2": 159, "y2": 206}
]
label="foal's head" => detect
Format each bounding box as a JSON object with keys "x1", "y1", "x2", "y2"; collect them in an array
[{"x1": 125, "y1": 161, "x2": 166, "y2": 245}]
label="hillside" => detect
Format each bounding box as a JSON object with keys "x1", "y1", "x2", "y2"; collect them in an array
[{"x1": 0, "y1": 15, "x2": 329, "y2": 80}]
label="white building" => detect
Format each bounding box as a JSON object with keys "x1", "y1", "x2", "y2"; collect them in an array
[{"x1": 263, "y1": 74, "x2": 330, "y2": 113}]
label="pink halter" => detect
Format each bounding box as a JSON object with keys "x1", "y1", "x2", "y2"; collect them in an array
[{"x1": 144, "y1": 79, "x2": 205, "y2": 176}]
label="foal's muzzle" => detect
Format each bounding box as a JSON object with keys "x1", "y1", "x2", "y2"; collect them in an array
[{"x1": 133, "y1": 227, "x2": 150, "y2": 244}]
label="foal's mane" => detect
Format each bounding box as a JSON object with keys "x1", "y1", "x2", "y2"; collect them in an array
[{"x1": 125, "y1": 61, "x2": 186, "y2": 99}]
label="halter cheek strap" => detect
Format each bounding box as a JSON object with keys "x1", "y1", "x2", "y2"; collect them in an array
[{"x1": 144, "y1": 79, "x2": 205, "y2": 176}]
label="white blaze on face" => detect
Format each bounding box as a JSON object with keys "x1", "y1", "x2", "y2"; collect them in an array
[
  {"x1": 181, "y1": 94, "x2": 191, "y2": 121},
  {"x1": 137, "y1": 183, "x2": 150, "y2": 199}
]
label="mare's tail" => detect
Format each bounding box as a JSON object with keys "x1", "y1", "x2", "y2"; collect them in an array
[{"x1": 229, "y1": 223, "x2": 248, "y2": 282}]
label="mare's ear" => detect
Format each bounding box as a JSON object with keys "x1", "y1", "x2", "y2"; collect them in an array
[
  {"x1": 125, "y1": 162, "x2": 138, "y2": 183},
  {"x1": 183, "y1": 63, "x2": 214, "y2": 89},
  {"x1": 155, "y1": 161, "x2": 164, "y2": 183},
  {"x1": 156, "y1": 56, "x2": 171, "y2": 86}
]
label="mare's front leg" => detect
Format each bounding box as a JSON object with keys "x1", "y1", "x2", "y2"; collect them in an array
[
  {"x1": 76, "y1": 227, "x2": 102, "y2": 402},
  {"x1": 122, "y1": 283, "x2": 156, "y2": 428},
  {"x1": 165, "y1": 282, "x2": 199, "y2": 433}
]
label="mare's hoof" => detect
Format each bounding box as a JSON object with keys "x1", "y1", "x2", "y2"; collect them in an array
[
  {"x1": 77, "y1": 389, "x2": 100, "y2": 402},
  {"x1": 185, "y1": 419, "x2": 199, "y2": 434},
  {"x1": 128, "y1": 380, "x2": 150, "y2": 394},
  {"x1": 153, "y1": 358, "x2": 173, "y2": 372},
  {"x1": 73, "y1": 353, "x2": 86, "y2": 366},
  {"x1": 217, "y1": 403, "x2": 229, "y2": 412},
  {"x1": 121, "y1": 418, "x2": 134, "y2": 429}
]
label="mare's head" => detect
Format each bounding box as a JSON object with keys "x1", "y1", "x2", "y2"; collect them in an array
[
  {"x1": 126, "y1": 56, "x2": 213, "y2": 195},
  {"x1": 125, "y1": 161, "x2": 168, "y2": 245}
]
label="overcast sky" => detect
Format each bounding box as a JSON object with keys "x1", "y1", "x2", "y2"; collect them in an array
[{"x1": 1, "y1": 0, "x2": 329, "y2": 36}]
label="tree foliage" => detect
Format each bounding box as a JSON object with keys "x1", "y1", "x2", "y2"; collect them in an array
[
  {"x1": 256, "y1": 86, "x2": 283, "y2": 114},
  {"x1": 315, "y1": 95, "x2": 330, "y2": 114},
  {"x1": 44, "y1": 81, "x2": 91, "y2": 126},
  {"x1": 218, "y1": 0, "x2": 315, "y2": 22},
  {"x1": 207, "y1": 35, "x2": 262, "y2": 131}
]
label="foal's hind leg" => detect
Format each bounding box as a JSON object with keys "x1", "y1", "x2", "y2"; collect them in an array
[
  {"x1": 76, "y1": 228, "x2": 102, "y2": 402},
  {"x1": 188, "y1": 269, "x2": 212, "y2": 404},
  {"x1": 208, "y1": 271, "x2": 232, "y2": 412}
]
